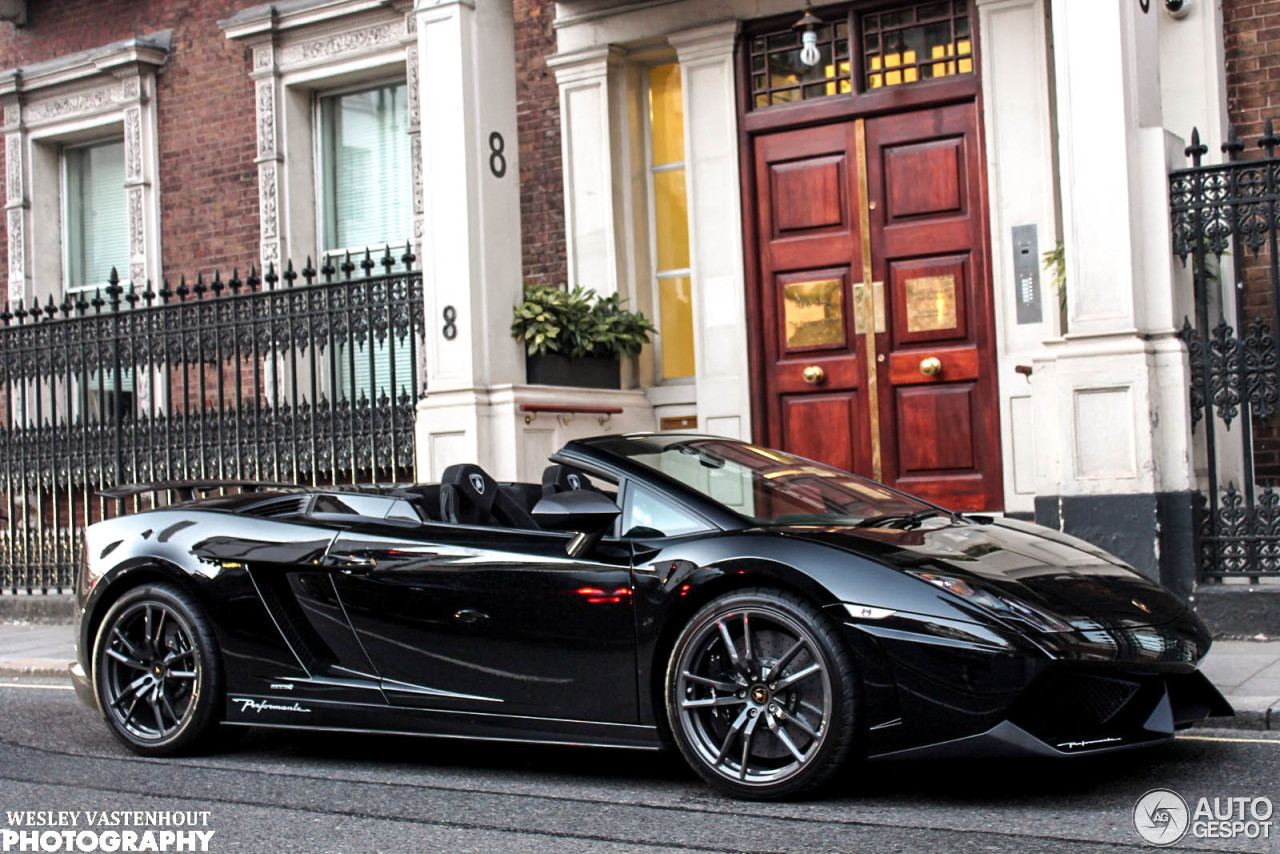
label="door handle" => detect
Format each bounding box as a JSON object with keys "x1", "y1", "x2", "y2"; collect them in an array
[
  {"x1": 919, "y1": 357, "x2": 942, "y2": 377},
  {"x1": 329, "y1": 552, "x2": 377, "y2": 573},
  {"x1": 802, "y1": 365, "x2": 826, "y2": 385}
]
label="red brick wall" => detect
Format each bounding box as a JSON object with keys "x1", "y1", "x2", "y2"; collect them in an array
[
  {"x1": 0, "y1": 0, "x2": 259, "y2": 281},
  {"x1": 514, "y1": 0, "x2": 567, "y2": 289},
  {"x1": 1224, "y1": 0, "x2": 1280, "y2": 479}
]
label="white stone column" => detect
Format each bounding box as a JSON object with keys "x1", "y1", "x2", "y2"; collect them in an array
[
  {"x1": 414, "y1": 0, "x2": 525, "y2": 478},
  {"x1": 547, "y1": 45, "x2": 627, "y2": 297},
  {"x1": 670, "y1": 22, "x2": 751, "y2": 441},
  {"x1": 1028, "y1": 0, "x2": 1196, "y2": 591}
]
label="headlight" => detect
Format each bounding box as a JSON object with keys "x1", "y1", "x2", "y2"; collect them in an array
[{"x1": 908, "y1": 571, "x2": 1072, "y2": 633}]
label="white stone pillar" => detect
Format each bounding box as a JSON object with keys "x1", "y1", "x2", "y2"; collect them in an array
[
  {"x1": 414, "y1": 0, "x2": 525, "y2": 478},
  {"x1": 1029, "y1": 0, "x2": 1196, "y2": 592},
  {"x1": 547, "y1": 45, "x2": 627, "y2": 297},
  {"x1": 669, "y1": 22, "x2": 751, "y2": 441}
]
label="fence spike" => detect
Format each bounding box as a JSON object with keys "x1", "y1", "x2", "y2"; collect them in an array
[
  {"x1": 264, "y1": 262, "x2": 278, "y2": 290},
  {"x1": 1222, "y1": 125, "x2": 1244, "y2": 160},
  {"x1": 125, "y1": 281, "x2": 139, "y2": 309},
  {"x1": 1260, "y1": 119, "x2": 1279, "y2": 158},
  {"x1": 142, "y1": 280, "x2": 155, "y2": 307},
  {"x1": 106, "y1": 268, "x2": 122, "y2": 310},
  {"x1": 246, "y1": 265, "x2": 260, "y2": 291},
  {"x1": 158, "y1": 277, "x2": 173, "y2": 304},
  {"x1": 176, "y1": 275, "x2": 189, "y2": 301},
  {"x1": 361, "y1": 247, "x2": 375, "y2": 276},
  {"x1": 302, "y1": 256, "x2": 316, "y2": 286},
  {"x1": 401, "y1": 240, "x2": 416, "y2": 269},
  {"x1": 320, "y1": 255, "x2": 335, "y2": 283},
  {"x1": 341, "y1": 250, "x2": 355, "y2": 280},
  {"x1": 75, "y1": 290, "x2": 89, "y2": 315},
  {"x1": 211, "y1": 270, "x2": 224, "y2": 297},
  {"x1": 381, "y1": 244, "x2": 395, "y2": 274},
  {"x1": 90, "y1": 289, "x2": 104, "y2": 313},
  {"x1": 283, "y1": 258, "x2": 297, "y2": 287},
  {"x1": 44, "y1": 294, "x2": 56, "y2": 321},
  {"x1": 193, "y1": 273, "x2": 206, "y2": 298},
  {"x1": 1186, "y1": 127, "x2": 1208, "y2": 166},
  {"x1": 0, "y1": 301, "x2": 9, "y2": 326},
  {"x1": 228, "y1": 267, "x2": 241, "y2": 294},
  {"x1": 59, "y1": 292, "x2": 73, "y2": 317}
]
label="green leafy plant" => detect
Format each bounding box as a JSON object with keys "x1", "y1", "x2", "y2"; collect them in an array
[
  {"x1": 512, "y1": 283, "x2": 657, "y2": 359},
  {"x1": 1042, "y1": 239, "x2": 1067, "y2": 315}
]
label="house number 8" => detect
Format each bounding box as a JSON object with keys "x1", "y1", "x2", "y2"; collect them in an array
[
  {"x1": 489, "y1": 132, "x2": 507, "y2": 178},
  {"x1": 442, "y1": 305, "x2": 457, "y2": 340}
]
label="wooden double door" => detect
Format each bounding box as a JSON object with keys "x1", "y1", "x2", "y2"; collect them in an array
[{"x1": 750, "y1": 102, "x2": 1001, "y2": 511}]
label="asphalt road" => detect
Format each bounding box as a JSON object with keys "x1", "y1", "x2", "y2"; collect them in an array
[{"x1": 0, "y1": 676, "x2": 1277, "y2": 854}]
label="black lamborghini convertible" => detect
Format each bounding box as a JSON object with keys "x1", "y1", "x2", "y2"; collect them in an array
[{"x1": 72, "y1": 433, "x2": 1231, "y2": 799}]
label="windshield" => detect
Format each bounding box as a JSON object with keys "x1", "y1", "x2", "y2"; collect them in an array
[{"x1": 592, "y1": 435, "x2": 933, "y2": 526}]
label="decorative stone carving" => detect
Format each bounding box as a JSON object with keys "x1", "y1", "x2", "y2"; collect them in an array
[
  {"x1": 411, "y1": 133, "x2": 422, "y2": 216},
  {"x1": 5, "y1": 135, "x2": 20, "y2": 206},
  {"x1": 256, "y1": 80, "x2": 276, "y2": 159},
  {"x1": 7, "y1": 208, "x2": 22, "y2": 290},
  {"x1": 25, "y1": 86, "x2": 124, "y2": 123},
  {"x1": 259, "y1": 163, "x2": 278, "y2": 241},
  {"x1": 406, "y1": 45, "x2": 420, "y2": 129},
  {"x1": 254, "y1": 46, "x2": 273, "y2": 71},
  {"x1": 121, "y1": 77, "x2": 140, "y2": 100},
  {"x1": 281, "y1": 23, "x2": 398, "y2": 66},
  {"x1": 130, "y1": 261, "x2": 146, "y2": 286},
  {"x1": 128, "y1": 187, "x2": 144, "y2": 256},
  {"x1": 124, "y1": 108, "x2": 142, "y2": 182},
  {"x1": 261, "y1": 240, "x2": 280, "y2": 266}
]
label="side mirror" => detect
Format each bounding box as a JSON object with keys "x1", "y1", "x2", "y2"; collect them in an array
[{"x1": 533, "y1": 490, "x2": 621, "y2": 557}]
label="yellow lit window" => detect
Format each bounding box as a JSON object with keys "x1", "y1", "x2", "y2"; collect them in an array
[
  {"x1": 647, "y1": 64, "x2": 696, "y2": 380},
  {"x1": 863, "y1": 2, "x2": 973, "y2": 90}
]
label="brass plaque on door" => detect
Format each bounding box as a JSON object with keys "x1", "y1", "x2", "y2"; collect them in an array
[
  {"x1": 904, "y1": 274, "x2": 957, "y2": 332},
  {"x1": 783, "y1": 279, "x2": 845, "y2": 349}
]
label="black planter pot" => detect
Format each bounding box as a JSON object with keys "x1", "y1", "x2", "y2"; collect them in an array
[{"x1": 526, "y1": 353, "x2": 621, "y2": 389}]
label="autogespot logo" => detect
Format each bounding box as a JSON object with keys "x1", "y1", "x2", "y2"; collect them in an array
[{"x1": 1134, "y1": 789, "x2": 1190, "y2": 846}]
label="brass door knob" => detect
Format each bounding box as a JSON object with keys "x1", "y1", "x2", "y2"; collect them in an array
[
  {"x1": 919, "y1": 357, "x2": 942, "y2": 377},
  {"x1": 802, "y1": 365, "x2": 826, "y2": 385}
]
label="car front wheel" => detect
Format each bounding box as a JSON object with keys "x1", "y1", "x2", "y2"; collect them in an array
[
  {"x1": 665, "y1": 587, "x2": 860, "y2": 799},
  {"x1": 92, "y1": 583, "x2": 223, "y2": 756}
]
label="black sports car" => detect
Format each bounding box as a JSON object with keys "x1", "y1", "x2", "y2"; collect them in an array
[{"x1": 71, "y1": 433, "x2": 1231, "y2": 799}]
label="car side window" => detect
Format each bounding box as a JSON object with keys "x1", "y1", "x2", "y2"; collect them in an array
[{"x1": 622, "y1": 486, "x2": 709, "y2": 538}]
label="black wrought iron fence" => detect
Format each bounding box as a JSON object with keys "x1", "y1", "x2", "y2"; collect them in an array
[
  {"x1": 0, "y1": 247, "x2": 424, "y2": 593},
  {"x1": 1171, "y1": 125, "x2": 1280, "y2": 580}
]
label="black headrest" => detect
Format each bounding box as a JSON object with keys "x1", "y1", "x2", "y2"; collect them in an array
[
  {"x1": 541, "y1": 464, "x2": 600, "y2": 498},
  {"x1": 440, "y1": 464, "x2": 498, "y2": 525}
]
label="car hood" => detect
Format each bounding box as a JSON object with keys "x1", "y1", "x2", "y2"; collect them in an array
[{"x1": 776, "y1": 517, "x2": 1186, "y2": 630}]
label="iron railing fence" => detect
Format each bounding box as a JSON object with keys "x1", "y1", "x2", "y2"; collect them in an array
[
  {"x1": 1172, "y1": 125, "x2": 1280, "y2": 579},
  {"x1": 0, "y1": 246, "x2": 424, "y2": 593}
]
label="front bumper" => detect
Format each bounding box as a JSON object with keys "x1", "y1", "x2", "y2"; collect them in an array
[{"x1": 839, "y1": 608, "x2": 1232, "y2": 759}]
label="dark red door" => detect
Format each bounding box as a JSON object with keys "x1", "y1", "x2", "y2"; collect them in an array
[{"x1": 752, "y1": 103, "x2": 1002, "y2": 511}]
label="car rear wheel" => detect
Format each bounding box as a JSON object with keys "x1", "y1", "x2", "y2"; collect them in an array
[
  {"x1": 665, "y1": 588, "x2": 860, "y2": 799},
  {"x1": 92, "y1": 583, "x2": 223, "y2": 756}
]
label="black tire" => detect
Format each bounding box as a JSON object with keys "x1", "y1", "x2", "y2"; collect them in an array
[
  {"x1": 91, "y1": 583, "x2": 223, "y2": 756},
  {"x1": 664, "y1": 587, "x2": 860, "y2": 799}
]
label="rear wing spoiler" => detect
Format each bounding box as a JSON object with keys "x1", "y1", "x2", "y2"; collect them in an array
[{"x1": 98, "y1": 480, "x2": 300, "y2": 502}]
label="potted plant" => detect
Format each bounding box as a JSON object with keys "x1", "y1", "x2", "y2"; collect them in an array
[{"x1": 512, "y1": 283, "x2": 657, "y2": 389}]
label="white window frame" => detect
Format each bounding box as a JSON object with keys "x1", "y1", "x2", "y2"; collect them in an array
[
  {"x1": 313, "y1": 76, "x2": 413, "y2": 264},
  {"x1": 60, "y1": 136, "x2": 130, "y2": 293}
]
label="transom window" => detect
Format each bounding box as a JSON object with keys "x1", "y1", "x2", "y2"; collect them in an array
[
  {"x1": 63, "y1": 139, "x2": 128, "y2": 291},
  {"x1": 864, "y1": 1, "x2": 972, "y2": 90},
  {"x1": 747, "y1": 1, "x2": 973, "y2": 110}
]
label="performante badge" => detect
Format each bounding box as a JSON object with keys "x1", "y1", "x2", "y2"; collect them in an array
[
  {"x1": 469, "y1": 473, "x2": 486, "y2": 494},
  {"x1": 1134, "y1": 788, "x2": 1190, "y2": 846}
]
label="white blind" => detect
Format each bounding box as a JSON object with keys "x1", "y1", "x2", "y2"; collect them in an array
[
  {"x1": 320, "y1": 83, "x2": 412, "y2": 255},
  {"x1": 65, "y1": 140, "x2": 129, "y2": 289},
  {"x1": 320, "y1": 83, "x2": 413, "y2": 402}
]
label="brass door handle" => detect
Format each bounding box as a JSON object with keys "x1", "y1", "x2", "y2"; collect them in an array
[
  {"x1": 919, "y1": 357, "x2": 942, "y2": 377},
  {"x1": 802, "y1": 365, "x2": 826, "y2": 385}
]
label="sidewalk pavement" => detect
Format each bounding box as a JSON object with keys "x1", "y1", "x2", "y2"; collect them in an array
[{"x1": 2, "y1": 619, "x2": 1277, "y2": 730}]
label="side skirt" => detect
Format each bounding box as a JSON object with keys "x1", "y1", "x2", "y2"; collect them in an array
[{"x1": 223, "y1": 693, "x2": 663, "y2": 751}]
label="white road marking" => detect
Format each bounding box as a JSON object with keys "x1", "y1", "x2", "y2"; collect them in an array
[
  {"x1": 1178, "y1": 734, "x2": 1280, "y2": 745},
  {"x1": 0, "y1": 682, "x2": 74, "y2": 691}
]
